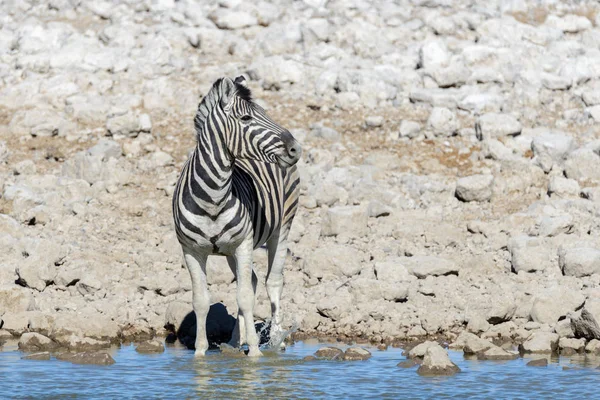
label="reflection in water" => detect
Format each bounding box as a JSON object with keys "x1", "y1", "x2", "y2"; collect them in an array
[{"x1": 2, "y1": 341, "x2": 600, "y2": 398}]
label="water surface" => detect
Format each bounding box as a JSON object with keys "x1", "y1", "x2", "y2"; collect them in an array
[{"x1": 1, "y1": 341, "x2": 599, "y2": 399}]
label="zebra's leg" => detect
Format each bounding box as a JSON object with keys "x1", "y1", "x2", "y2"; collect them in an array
[
  {"x1": 226, "y1": 256, "x2": 245, "y2": 348},
  {"x1": 234, "y1": 236, "x2": 262, "y2": 357},
  {"x1": 183, "y1": 249, "x2": 210, "y2": 356},
  {"x1": 266, "y1": 231, "x2": 289, "y2": 349}
]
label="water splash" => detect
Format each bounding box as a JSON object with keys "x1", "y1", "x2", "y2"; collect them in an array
[{"x1": 259, "y1": 320, "x2": 299, "y2": 352}]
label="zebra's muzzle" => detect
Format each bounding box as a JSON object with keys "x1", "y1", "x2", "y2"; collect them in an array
[{"x1": 276, "y1": 131, "x2": 302, "y2": 168}]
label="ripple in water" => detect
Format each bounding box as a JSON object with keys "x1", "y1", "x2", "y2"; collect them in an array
[{"x1": 2, "y1": 340, "x2": 600, "y2": 399}]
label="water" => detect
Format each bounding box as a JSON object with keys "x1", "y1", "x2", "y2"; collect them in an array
[{"x1": 1, "y1": 340, "x2": 600, "y2": 399}]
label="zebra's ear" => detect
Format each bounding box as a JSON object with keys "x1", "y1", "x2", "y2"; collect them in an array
[
  {"x1": 220, "y1": 77, "x2": 236, "y2": 109},
  {"x1": 234, "y1": 75, "x2": 247, "y2": 87}
]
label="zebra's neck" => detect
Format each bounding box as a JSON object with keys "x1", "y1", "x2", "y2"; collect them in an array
[{"x1": 189, "y1": 127, "x2": 235, "y2": 216}]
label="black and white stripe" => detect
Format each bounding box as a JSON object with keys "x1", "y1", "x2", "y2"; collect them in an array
[{"x1": 172, "y1": 76, "x2": 301, "y2": 356}]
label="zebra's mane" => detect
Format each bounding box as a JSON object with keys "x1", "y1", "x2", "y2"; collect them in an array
[{"x1": 194, "y1": 77, "x2": 252, "y2": 137}]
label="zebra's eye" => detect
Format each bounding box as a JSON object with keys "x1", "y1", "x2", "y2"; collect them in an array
[{"x1": 240, "y1": 115, "x2": 252, "y2": 122}]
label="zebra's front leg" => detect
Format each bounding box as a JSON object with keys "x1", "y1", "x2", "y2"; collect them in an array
[
  {"x1": 266, "y1": 232, "x2": 289, "y2": 349},
  {"x1": 183, "y1": 249, "x2": 210, "y2": 356},
  {"x1": 234, "y1": 236, "x2": 262, "y2": 357}
]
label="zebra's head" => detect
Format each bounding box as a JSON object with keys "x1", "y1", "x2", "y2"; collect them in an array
[{"x1": 208, "y1": 76, "x2": 302, "y2": 168}]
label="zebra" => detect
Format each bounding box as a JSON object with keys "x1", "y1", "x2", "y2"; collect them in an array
[{"x1": 172, "y1": 76, "x2": 301, "y2": 357}]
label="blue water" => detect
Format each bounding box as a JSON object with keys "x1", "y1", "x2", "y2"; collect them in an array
[{"x1": 1, "y1": 341, "x2": 599, "y2": 399}]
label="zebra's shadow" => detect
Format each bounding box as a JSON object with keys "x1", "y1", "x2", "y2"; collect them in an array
[{"x1": 167, "y1": 303, "x2": 272, "y2": 350}]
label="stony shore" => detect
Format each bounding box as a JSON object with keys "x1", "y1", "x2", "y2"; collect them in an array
[{"x1": 2, "y1": 0, "x2": 600, "y2": 357}]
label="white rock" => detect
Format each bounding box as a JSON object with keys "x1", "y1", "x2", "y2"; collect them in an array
[
  {"x1": 417, "y1": 345, "x2": 460, "y2": 376},
  {"x1": 559, "y1": 247, "x2": 600, "y2": 277},
  {"x1": 401, "y1": 256, "x2": 459, "y2": 279},
  {"x1": 420, "y1": 41, "x2": 450, "y2": 69},
  {"x1": 547, "y1": 176, "x2": 580, "y2": 199},
  {"x1": 530, "y1": 287, "x2": 585, "y2": 324},
  {"x1": 408, "y1": 340, "x2": 439, "y2": 358},
  {"x1": 106, "y1": 114, "x2": 142, "y2": 137},
  {"x1": 87, "y1": 139, "x2": 122, "y2": 161},
  {"x1": 531, "y1": 132, "x2": 575, "y2": 172},
  {"x1": 582, "y1": 91, "x2": 600, "y2": 106},
  {"x1": 508, "y1": 236, "x2": 554, "y2": 273},
  {"x1": 455, "y1": 174, "x2": 494, "y2": 202},
  {"x1": 399, "y1": 120, "x2": 421, "y2": 138},
  {"x1": 476, "y1": 113, "x2": 522, "y2": 140},
  {"x1": 429, "y1": 62, "x2": 469, "y2": 88},
  {"x1": 427, "y1": 107, "x2": 458, "y2": 137},
  {"x1": 365, "y1": 115, "x2": 383, "y2": 128},
  {"x1": 564, "y1": 148, "x2": 600, "y2": 183},
  {"x1": 139, "y1": 114, "x2": 152, "y2": 133},
  {"x1": 546, "y1": 14, "x2": 592, "y2": 33},
  {"x1": 520, "y1": 331, "x2": 559, "y2": 353},
  {"x1": 209, "y1": 9, "x2": 257, "y2": 29},
  {"x1": 559, "y1": 337, "x2": 585, "y2": 353},
  {"x1": 541, "y1": 74, "x2": 571, "y2": 90},
  {"x1": 321, "y1": 206, "x2": 368, "y2": 237},
  {"x1": 303, "y1": 245, "x2": 366, "y2": 279},
  {"x1": 13, "y1": 160, "x2": 36, "y2": 175}
]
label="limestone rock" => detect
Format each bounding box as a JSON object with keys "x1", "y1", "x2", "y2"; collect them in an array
[
  {"x1": 321, "y1": 206, "x2": 368, "y2": 238},
  {"x1": 18, "y1": 332, "x2": 59, "y2": 352},
  {"x1": 136, "y1": 339, "x2": 165, "y2": 354},
  {"x1": 477, "y1": 346, "x2": 519, "y2": 360},
  {"x1": 558, "y1": 337, "x2": 585, "y2": 355},
  {"x1": 417, "y1": 345, "x2": 460, "y2": 376},
  {"x1": 455, "y1": 174, "x2": 494, "y2": 202},
  {"x1": 508, "y1": 236, "x2": 554, "y2": 273},
  {"x1": 530, "y1": 287, "x2": 585, "y2": 325},
  {"x1": 519, "y1": 332, "x2": 559, "y2": 353},
  {"x1": 402, "y1": 256, "x2": 459, "y2": 279},
  {"x1": 476, "y1": 113, "x2": 521, "y2": 140},
  {"x1": 56, "y1": 352, "x2": 115, "y2": 365},
  {"x1": 560, "y1": 247, "x2": 600, "y2": 277},
  {"x1": 314, "y1": 346, "x2": 343, "y2": 360},
  {"x1": 343, "y1": 347, "x2": 371, "y2": 361}
]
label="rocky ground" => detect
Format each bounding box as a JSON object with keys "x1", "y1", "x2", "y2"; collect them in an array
[{"x1": 2, "y1": 0, "x2": 600, "y2": 356}]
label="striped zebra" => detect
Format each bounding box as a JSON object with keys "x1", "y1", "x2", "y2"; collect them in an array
[{"x1": 172, "y1": 76, "x2": 301, "y2": 357}]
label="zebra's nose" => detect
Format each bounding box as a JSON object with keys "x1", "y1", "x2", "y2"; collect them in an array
[{"x1": 287, "y1": 141, "x2": 302, "y2": 160}]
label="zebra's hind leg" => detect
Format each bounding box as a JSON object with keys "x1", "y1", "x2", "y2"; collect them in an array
[
  {"x1": 226, "y1": 256, "x2": 258, "y2": 348},
  {"x1": 183, "y1": 249, "x2": 210, "y2": 356},
  {"x1": 266, "y1": 231, "x2": 289, "y2": 349},
  {"x1": 234, "y1": 236, "x2": 262, "y2": 357}
]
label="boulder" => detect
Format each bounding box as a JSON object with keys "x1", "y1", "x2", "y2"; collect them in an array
[
  {"x1": 314, "y1": 346, "x2": 343, "y2": 360},
  {"x1": 343, "y1": 347, "x2": 371, "y2": 361},
  {"x1": 476, "y1": 113, "x2": 521, "y2": 140},
  {"x1": 402, "y1": 256, "x2": 459, "y2": 279},
  {"x1": 397, "y1": 359, "x2": 420, "y2": 368},
  {"x1": 585, "y1": 339, "x2": 600, "y2": 354},
  {"x1": 477, "y1": 346, "x2": 519, "y2": 360},
  {"x1": 209, "y1": 9, "x2": 257, "y2": 30},
  {"x1": 417, "y1": 345, "x2": 460, "y2": 376},
  {"x1": 22, "y1": 352, "x2": 51, "y2": 361},
  {"x1": 18, "y1": 332, "x2": 58, "y2": 352},
  {"x1": 519, "y1": 332, "x2": 559, "y2": 353},
  {"x1": 558, "y1": 337, "x2": 585, "y2": 355},
  {"x1": 559, "y1": 247, "x2": 600, "y2": 277},
  {"x1": 564, "y1": 148, "x2": 600, "y2": 183},
  {"x1": 547, "y1": 177, "x2": 580, "y2": 199},
  {"x1": 136, "y1": 339, "x2": 165, "y2": 354},
  {"x1": 427, "y1": 107, "x2": 458, "y2": 136},
  {"x1": 530, "y1": 287, "x2": 585, "y2": 324},
  {"x1": 526, "y1": 358, "x2": 548, "y2": 367},
  {"x1": 56, "y1": 352, "x2": 115, "y2": 366},
  {"x1": 321, "y1": 206, "x2": 368, "y2": 238},
  {"x1": 508, "y1": 236, "x2": 554, "y2": 273},
  {"x1": 303, "y1": 245, "x2": 366, "y2": 279},
  {"x1": 531, "y1": 132, "x2": 575, "y2": 172},
  {"x1": 455, "y1": 174, "x2": 494, "y2": 202},
  {"x1": 407, "y1": 340, "x2": 439, "y2": 358},
  {"x1": 570, "y1": 298, "x2": 600, "y2": 340}
]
